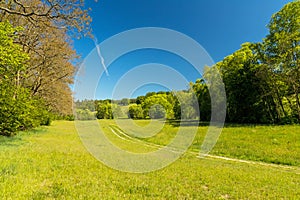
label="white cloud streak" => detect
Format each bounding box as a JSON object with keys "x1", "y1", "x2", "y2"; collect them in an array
[{"x1": 93, "y1": 36, "x2": 109, "y2": 76}]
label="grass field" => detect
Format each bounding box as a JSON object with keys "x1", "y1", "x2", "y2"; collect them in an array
[
  {"x1": 110, "y1": 120, "x2": 300, "y2": 166},
  {"x1": 0, "y1": 120, "x2": 299, "y2": 199}
]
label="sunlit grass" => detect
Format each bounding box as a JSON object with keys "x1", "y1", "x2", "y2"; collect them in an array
[
  {"x1": 102, "y1": 119, "x2": 300, "y2": 166},
  {"x1": 0, "y1": 120, "x2": 299, "y2": 199}
]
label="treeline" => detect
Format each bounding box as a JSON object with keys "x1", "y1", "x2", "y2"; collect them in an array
[
  {"x1": 134, "y1": 1, "x2": 300, "y2": 124},
  {"x1": 212, "y1": 1, "x2": 300, "y2": 124},
  {"x1": 76, "y1": 1, "x2": 300, "y2": 124},
  {"x1": 0, "y1": 1, "x2": 91, "y2": 136},
  {"x1": 75, "y1": 86, "x2": 208, "y2": 121}
]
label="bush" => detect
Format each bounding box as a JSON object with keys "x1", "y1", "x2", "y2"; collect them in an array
[
  {"x1": 128, "y1": 104, "x2": 144, "y2": 119},
  {"x1": 76, "y1": 109, "x2": 96, "y2": 120},
  {"x1": 149, "y1": 104, "x2": 166, "y2": 119},
  {"x1": 96, "y1": 102, "x2": 114, "y2": 119},
  {"x1": 0, "y1": 82, "x2": 51, "y2": 136}
]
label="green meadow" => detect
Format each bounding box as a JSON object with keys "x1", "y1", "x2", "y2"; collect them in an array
[
  {"x1": 0, "y1": 1, "x2": 299, "y2": 200},
  {"x1": 0, "y1": 120, "x2": 299, "y2": 199}
]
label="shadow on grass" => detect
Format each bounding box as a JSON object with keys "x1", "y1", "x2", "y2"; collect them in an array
[
  {"x1": 166, "y1": 119, "x2": 209, "y2": 127},
  {"x1": 223, "y1": 123, "x2": 277, "y2": 128},
  {"x1": 0, "y1": 135, "x2": 25, "y2": 148},
  {"x1": 0, "y1": 126, "x2": 48, "y2": 148},
  {"x1": 166, "y1": 119, "x2": 285, "y2": 128}
]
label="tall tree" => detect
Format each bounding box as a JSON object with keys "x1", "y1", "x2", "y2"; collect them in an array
[
  {"x1": 215, "y1": 42, "x2": 272, "y2": 123},
  {"x1": 0, "y1": 0, "x2": 91, "y2": 36},
  {"x1": 190, "y1": 79, "x2": 210, "y2": 121},
  {"x1": 0, "y1": 21, "x2": 49, "y2": 136},
  {"x1": 262, "y1": 1, "x2": 300, "y2": 122},
  {"x1": 0, "y1": 0, "x2": 92, "y2": 116}
]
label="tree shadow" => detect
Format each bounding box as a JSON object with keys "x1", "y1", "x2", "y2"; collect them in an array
[
  {"x1": 0, "y1": 135, "x2": 25, "y2": 147},
  {"x1": 166, "y1": 119, "x2": 210, "y2": 127},
  {"x1": 0, "y1": 126, "x2": 47, "y2": 148},
  {"x1": 166, "y1": 119, "x2": 277, "y2": 128},
  {"x1": 223, "y1": 123, "x2": 272, "y2": 128}
]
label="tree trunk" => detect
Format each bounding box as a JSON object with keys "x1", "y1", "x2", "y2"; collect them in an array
[{"x1": 293, "y1": 85, "x2": 300, "y2": 122}]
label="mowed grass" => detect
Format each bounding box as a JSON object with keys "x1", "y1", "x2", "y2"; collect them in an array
[{"x1": 0, "y1": 120, "x2": 299, "y2": 199}]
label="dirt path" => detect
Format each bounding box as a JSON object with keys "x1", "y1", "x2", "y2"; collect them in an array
[{"x1": 109, "y1": 125, "x2": 300, "y2": 174}]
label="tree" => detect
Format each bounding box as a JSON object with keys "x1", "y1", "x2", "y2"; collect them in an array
[
  {"x1": 142, "y1": 94, "x2": 174, "y2": 119},
  {"x1": 214, "y1": 42, "x2": 273, "y2": 123},
  {"x1": 0, "y1": 0, "x2": 92, "y2": 36},
  {"x1": 0, "y1": 21, "x2": 50, "y2": 136},
  {"x1": 136, "y1": 96, "x2": 145, "y2": 104},
  {"x1": 75, "y1": 109, "x2": 95, "y2": 120},
  {"x1": 120, "y1": 98, "x2": 129, "y2": 106},
  {"x1": 128, "y1": 104, "x2": 144, "y2": 119},
  {"x1": 18, "y1": 17, "x2": 76, "y2": 116},
  {"x1": 149, "y1": 104, "x2": 166, "y2": 119},
  {"x1": 173, "y1": 91, "x2": 199, "y2": 120},
  {"x1": 190, "y1": 79, "x2": 210, "y2": 121},
  {"x1": 112, "y1": 105, "x2": 124, "y2": 119},
  {"x1": 96, "y1": 102, "x2": 114, "y2": 119},
  {"x1": 0, "y1": 0, "x2": 92, "y2": 117},
  {"x1": 75, "y1": 99, "x2": 96, "y2": 111},
  {"x1": 262, "y1": 1, "x2": 300, "y2": 122}
]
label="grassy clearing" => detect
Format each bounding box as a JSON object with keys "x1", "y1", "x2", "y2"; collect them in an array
[
  {"x1": 210, "y1": 124, "x2": 300, "y2": 166},
  {"x1": 0, "y1": 120, "x2": 299, "y2": 199},
  {"x1": 112, "y1": 119, "x2": 300, "y2": 166}
]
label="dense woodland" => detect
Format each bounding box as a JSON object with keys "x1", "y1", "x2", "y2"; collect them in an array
[{"x1": 0, "y1": 1, "x2": 299, "y2": 136}]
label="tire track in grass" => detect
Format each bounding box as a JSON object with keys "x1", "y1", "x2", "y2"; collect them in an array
[
  {"x1": 109, "y1": 125, "x2": 300, "y2": 174},
  {"x1": 109, "y1": 126, "x2": 132, "y2": 141},
  {"x1": 199, "y1": 154, "x2": 300, "y2": 174},
  {"x1": 109, "y1": 125, "x2": 186, "y2": 153}
]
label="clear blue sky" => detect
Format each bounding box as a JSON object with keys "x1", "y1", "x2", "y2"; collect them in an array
[{"x1": 73, "y1": 0, "x2": 292, "y2": 100}]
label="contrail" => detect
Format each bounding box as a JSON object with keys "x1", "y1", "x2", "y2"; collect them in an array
[{"x1": 93, "y1": 36, "x2": 109, "y2": 76}]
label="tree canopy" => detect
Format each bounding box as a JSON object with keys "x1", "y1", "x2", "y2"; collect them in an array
[
  {"x1": 206, "y1": 1, "x2": 300, "y2": 124},
  {"x1": 0, "y1": 0, "x2": 92, "y2": 135}
]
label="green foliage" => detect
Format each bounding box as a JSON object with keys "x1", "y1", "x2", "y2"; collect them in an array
[
  {"x1": 119, "y1": 98, "x2": 129, "y2": 106},
  {"x1": 128, "y1": 104, "x2": 144, "y2": 119},
  {"x1": 112, "y1": 105, "x2": 124, "y2": 119},
  {"x1": 173, "y1": 90, "x2": 199, "y2": 120},
  {"x1": 215, "y1": 43, "x2": 271, "y2": 123},
  {"x1": 0, "y1": 21, "x2": 29, "y2": 78},
  {"x1": 95, "y1": 101, "x2": 115, "y2": 119},
  {"x1": 148, "y1": 104, "x2": 166, "y2": 119},
  {"x1": 0, "y1": 83, "x2": 24, "y2": 135},
  {"x1": 74, "y1": 99, "x2": 96, "y2": 111},
  {"x1": 136, "y1": 96, "x2": 145, "y2": 104},
  {"x1": 262, "y1": 1, "x2": 300, "y2": 123},
  {"x1": 0, "y1": 21, "x2": 51, "y2": 136},
  {"x1": 53, "y1": 114, "x2": 75, "y2": 121},
  {"x1": 142, "y1": 94, "x2": 174, "y2": 119},
  {"x1": 196, "y1": 1, "x2": 300, "y2": 124},
  {"x1": 0, "y1": 82, "x2": 51, "y2": 136},
  {"x1": 127, "y1": 92, "x2": 177, "y2": 120},
  {"x1": 75, "y1": 109, "x2": 95, "y2": 120},
  {"x1": 190, "y1": 79, "x2": 210, "y2": 121}
]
